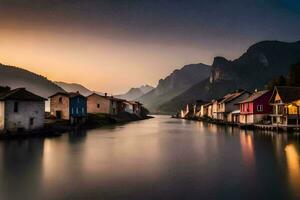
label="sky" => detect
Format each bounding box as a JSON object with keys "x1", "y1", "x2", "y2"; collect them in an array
[{"x1": 0, "y1": 0, "x2": 300, "y2": 94}]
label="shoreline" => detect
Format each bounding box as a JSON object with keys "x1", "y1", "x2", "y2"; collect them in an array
[
  {"x1": 0, "y1": 113, "x2": 153, "y2": 140},
  {"x1": 173, "y1": 116, "x2": 300, "y2": 133}
]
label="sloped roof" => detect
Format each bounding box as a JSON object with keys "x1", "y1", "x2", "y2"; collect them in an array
[
  {"x1": 270, "y1": 86, "x2": 300, "y2": 103},
  {"x1": 239, "y1": 90, "x2": 270, "y2": 103},
  {"x1": 49, "y1": 91, "x2": 86, "y2": 99},
  {"x1": 219, "y1": 91, "x2": 249, "y2": 104},
  {"x1": 0, "y1": 88, "x2": 46, "y2": 101}
]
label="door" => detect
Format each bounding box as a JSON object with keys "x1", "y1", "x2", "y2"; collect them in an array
[{"x1": 56, "y1": 111, "x2": 62, "y2": 119}]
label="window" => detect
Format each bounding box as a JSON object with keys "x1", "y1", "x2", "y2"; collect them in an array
[
  {"x1": 71, "y1": 108, "x2": 74, "y2": 114},
  {"x1": 97, "y1": 104, "x2": 100, "y2": 108},
  {"x1": 257, "y1": 105, "x2": 263, "y2": 112},
  {"x1": 30, "y1": 118, "x2": 34, "y2": 126},
  {"x1": 77, "y1": 98, "x2": 80, "y2": 103},
  {"x1": 82, "y1": 108, "x2": 85, "y2": 114},
  {"x1": 76, "y1": 107, "x2": 79, "y2": 114},
  {"x1": 14, "y1": 102, "x2": 19, "y2": 113},
  {"x1": 59, "y1": 97, "x2": 63, "y2": 103}
]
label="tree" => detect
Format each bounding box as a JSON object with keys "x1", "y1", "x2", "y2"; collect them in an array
[
  {"x1": 266, "y1": 75, "x2": 287, "y2": 90},
  {"x1": 287, "y1": 62, "x2": 300, "y2": 86}
]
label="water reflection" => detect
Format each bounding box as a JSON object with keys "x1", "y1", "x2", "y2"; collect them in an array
[
  {"x1": 240, "y1": 132, "x2": 255, "y2": 167},
  {"x1": 285, "y1": 143, "x2": 300, "y2": 199},
  {"x1": 0, "y1": 116, "x2": 300, "y2": 199}
]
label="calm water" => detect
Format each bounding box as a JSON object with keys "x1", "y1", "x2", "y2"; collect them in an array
[{"x1": 1, "y1": 115, "x2": 300, "y2": 200}]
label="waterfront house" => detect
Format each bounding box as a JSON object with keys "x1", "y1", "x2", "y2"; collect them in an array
[
  {"x1": 181, "y1": 104, "x2": 192, "y2": 118},
  {"x1": 109, "y1": 96, "x2": 126, "y2": 114},
  {"x1": 130, "y1": 101, "x2": 142, "y2": 115},
  {"x1": 194, "y1": 100, "x2": 208, "y2": 117},
  {"x1": 49, "y1": 91, "x2": 87, "y2": 124},
  {"x1": 217, "y1": 90, "x2": 250, "y2": 122},
  {"x1": 212, "y1": 98, "x2": 224, "y2": 119},
  {"x1": 124, "y1": 101, "x2": 134, "y2": 114},
  {"x1": 0, "y1": 86, "x2": 46, "y2": 133},
  {"x1": 200, "y1": 102, "x2": 212, "y2": 118},
  {"x1": 239, "y1": 90, "x2": 272, "y2": 125},
  {"x1": 269, "y1": 86, "x2": 300, "y2": 127},
  {"x1": 87, "y1": 93, "x2": 112, "y2": 114},
  {"x1": 207, "y1": 102, "x2": 213, "y2": 118}
]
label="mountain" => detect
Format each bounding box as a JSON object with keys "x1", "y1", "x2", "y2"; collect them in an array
[
  {"x1": 139, "y1": 85, "x2": 154, "y2": 94},
  {"x1": 159, "y1": 40, "x2": 300, "y2": 113},
  {"x1": 0, "y1": 63, "x2": 65, "y2": 98},
  {"x1": 137, "y1": 63, "x2": 211, "y2": 112},
  {"x1": 116, "y1": 85, "x2": 154, "y2": 101},
  {"x1": 54, "y1": 81, "x2": 94, "y2": 96}
]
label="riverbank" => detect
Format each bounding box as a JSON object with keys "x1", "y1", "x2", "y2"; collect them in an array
[
  {"x1": 174, "y1": 116, "x2": 300, "y2": 133},
  {"x1": 0, "y1": 113, "x2": 153, "y2": 140}
]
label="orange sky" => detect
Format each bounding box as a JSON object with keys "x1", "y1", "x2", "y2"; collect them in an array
[{"x1": 0, "y1": 22, "x2": 241, "y2": 94}]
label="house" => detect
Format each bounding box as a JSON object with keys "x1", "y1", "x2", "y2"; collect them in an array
[
  {"x1": 109, "y1": 97, "x2": 126, "y2": 114},
  {"x1": 49, "y1": 91, "x2": 87, "y2": 124},
  {"x1": 207, "y1": 102, "x2": 213, "y2": 118},
  {"x1": 181, "y1": 104, "x2": 193, "y2": 118},
  {"x1": 269, "y1": 86, "x2": 300, "y2": 127},
  {"x1": 87, "y1": 93, "x2": 112, "y2": 114},
  {"x1": 212, "y1": 98, "x2": 223, "y2": 119},
  {"x1": 0, "y1": 86, "x2": 46, "y2": 133},
  {"x1": 124, "y1": 101, "x2": 134, "y2": 114},
  {"x1": 200, "y1": 102, "x2": 212, "y2": 118},
  {"x1": 217, "y1": 90, "x2": 251, "y2": 122},
  {"x1": 194, "y1": 100, "x2": 208, "y2": 117},
  {"x1": 130, "y1": 101, "x2": 142, "y2": 115},
  {"x1": 239, "y1": 90, "x2": 272, "y2": 125}
]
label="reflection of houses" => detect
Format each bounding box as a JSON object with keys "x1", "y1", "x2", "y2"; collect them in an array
[
  {"x1": 269, "y1": 86, "x2": 300, "y2": 127},
  {"x1": 0, "y1": 86, "x2": 46, "y2": 133},
  {"x1": 49, "y1": 92, "x2": 87, "y2": 124},
  {"x1": 217, "y1": 90, "x2": 250, "y2": 122},
  {"x1": 239, "y1": 90, "x2": 272, "y2": 125}
]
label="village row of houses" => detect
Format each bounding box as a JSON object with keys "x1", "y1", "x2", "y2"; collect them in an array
[
  {"x1": 180, "y1": 86, "x2": 300, "y2": 129},
  {"x1": 0, "y1": 86, "x2": 143, "y2": 133}
]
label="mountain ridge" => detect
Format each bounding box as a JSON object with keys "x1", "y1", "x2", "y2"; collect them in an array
[
  {"x1": 158, "y1": 40, "x2": 300, "y2": 113},
  {"x1": 137, "y1": 63, "x2": 211, "y2": 112}
]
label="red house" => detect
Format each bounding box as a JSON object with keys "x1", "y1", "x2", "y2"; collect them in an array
[{"x1": 239, "y1": 90, "x2": 272, "y2": 125}]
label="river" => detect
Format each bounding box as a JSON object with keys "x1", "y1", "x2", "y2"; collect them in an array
[{"x1": 0, "y1": 115, "x2": 300, "y2": 200}]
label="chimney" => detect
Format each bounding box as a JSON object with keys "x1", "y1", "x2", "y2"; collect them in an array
[
  {"x1": 104, "y1": 93, "x2": 107, "y2": 97},
  {"x1": 76, "y1": 91, "x2": 80, "y2": 94}
]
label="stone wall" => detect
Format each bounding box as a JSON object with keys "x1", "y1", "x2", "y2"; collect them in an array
[
  {"x1": 4, "y1": 100, "x2": 45, "y2": 132},
  {"x1": 50, "y1": 95, "x2": 70, "y2": 120}
]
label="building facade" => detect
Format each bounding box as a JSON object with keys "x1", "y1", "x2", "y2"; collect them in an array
[
  {"x1": 217, "y1": 91, "x2": 250, "y2": 122},
  {"x1": 87, "y1": 93, "x2": 111, "y2": 114},
  {"x1": 0, "y1": 87, "x2": 46, "y2": 133},
  {"x1": 49, "y1": 92, "x2": 87, "y2": 124},
  {"x1": 239, "y1": 90, "x2": 272, "y2": 125},
  {"x1": 269, "y1": 86, "x2": 300, "y2": 126}
]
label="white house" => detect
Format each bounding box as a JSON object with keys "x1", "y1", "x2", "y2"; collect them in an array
[{"x1": 0, "y1": 87, "x2": 46, "y2": 133}]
